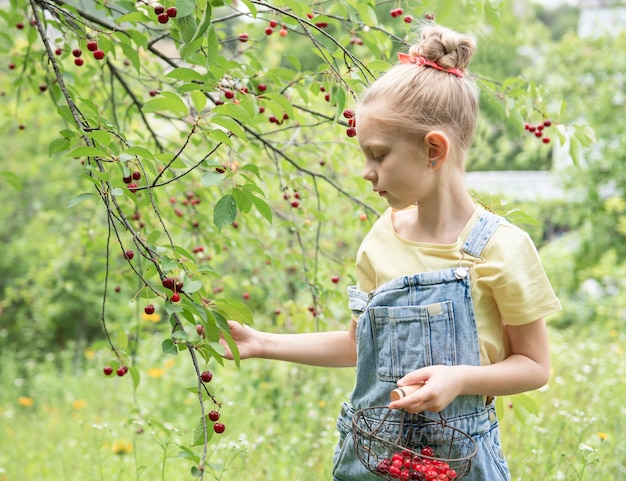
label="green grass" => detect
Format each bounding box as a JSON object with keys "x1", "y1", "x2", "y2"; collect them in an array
[{"x1": 1, "y1": 324, "x2": 624, "y2": 481}]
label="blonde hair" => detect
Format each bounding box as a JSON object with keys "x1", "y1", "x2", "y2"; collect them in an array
[{"x1": 359, "y1": 24, "x2": 479, "y2": 158}]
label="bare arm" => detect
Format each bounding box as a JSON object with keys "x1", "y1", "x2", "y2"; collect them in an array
[
  {"x1": 220, "y1": 319, "x2": 358, "y2": 368},
  {"x1": 388, "y1": 318, "x2": 550, "y2": 412}
]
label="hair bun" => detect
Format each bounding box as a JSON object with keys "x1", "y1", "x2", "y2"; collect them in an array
[{"x1": 408, "y1": 25, "x2": 476, "y2": 72}]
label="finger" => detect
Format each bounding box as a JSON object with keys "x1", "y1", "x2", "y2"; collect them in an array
[
  {"x1": 388, "y1": 384, "x2": 426, "y2": 411},
  {"x1": 397, "y1": 368, "x2": 431, "y2": 387},
  {"x1": 390, "y1": 384, "x2": 423, "y2": 401}
]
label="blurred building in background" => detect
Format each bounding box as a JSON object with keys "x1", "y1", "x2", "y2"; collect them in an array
[{"x1": 577, "y1": 0, "x2": 626, "y2": 36}]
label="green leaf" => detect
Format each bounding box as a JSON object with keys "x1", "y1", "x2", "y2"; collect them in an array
[
  {"x1": 504, "y1": 208, "x2": 540, "y2": 226},
  {"x1": 213, "y1": 194, "x2": 237, "y2": 231},
  {"x1": 178, "y1": 446, "x2": 200, "y2": 463},
  {"x1": 214, "y1": 298, "x2": 253, "y2": 325},
  {"x1": 172, "y1": 330, "x2": 188, "y2": 341},
  {"x1": 86, "y1": 129, "x2": 113, "y2": 147},
  {"x1": 147, "y1": 230, "x2": 161, "y2": 243},
  {"x1": 232, "y1": 189, "x2": 252, "y2": 213},
  {"x1": 190, "y1": 2, "x2": 212, "y2": 43},
  {"x1": 167, "y1": 67, "x2": 205, "y2": 82},
  {"x1": 190, "y1": 90, "x2": 207, "y2": 113},
  {"x1": 239, "y1": 0, "x2": 257, "y2": 17},
  {"x1": 67, "y1": 192, "x2": 96, "y2": 208},
  {"x1": 57, "y1": 105, "x2": 75, "y2": 125},
  {"x1": 49, "y1": 137, "x2": 70, "y2": 155},
  {"x1": 211, "y1": 102, "x2": 253, "y2": 123},
  {"x1": 173, "y1": 245, "x2": 196, "y2": 261},
  {"x1": 67, "y1": 146, "x2": 109, "y2": 158},
  {"x1": 201, "y1": 171, "x2": 224, "y2": 187},
  {"x1": 143, "y1": 92, "x2": 189, "y2": 116},
  {"x1": 162, "y1": 338, "x2": 179, "y2": 355},
  {"x1": 119, "y1": 41, "x2": 141, "y2": 74},
  {"x1": 334, "y1": 87, "x2": 347, "y2": 120},
  {"x1": 262, "y1": 92, "x2": 294, "y2": 119},
  {"x1": 177, "y1": 14, "x2": 198, "y2": 44},
  {"x1": 573, "y1": 124, "x2": 596, "y2": 147},
  {"x1": 0, "y1": 171, "x2": 22, "y2": 190},
  {"x1": 129, "y1": 366, "x2": 141, "y2": 391},
  {"x1": 125, "y1": 146, "x2": 156, "y2": 160},
  {"x1": 115, "y1": 329, "x2": 129, "y2": 350},
  {"x1": 511, "y1": 393, "x2": 539, "y2": 422},
  {"x1": 240, "y1": 164, "x2": 261, "y2": 178},
  {"x1": 249, "y1": 193, "x2": 273, "y2": 223},
  {"x1": 210, "y1": 116, "x2": 246, "y2": 140},
  {"x1": 192, "y1": 415, "x2": 214, "y2": 446},
  {"x1": 165, "y1": 303, "x2": 183, "y2": 315},
  {"x1": 176, "y1": 0, "x2": 196, "y2": 17},
  {"x1": 351, "y1": 1, "x2": 377, "y2": 25},
  {"x1": 206, "y1": 27, "x2": 219, "y2": 67},
  {"x1": 212, "y1": 311, "x2": 240, "y2": 366},
  {"x1": 570, "y1": 137, "x2": 582, "y2": 166},
  {"x1": 116, "y1": 11, "x2": 150, "y2": 24},
  {"x1": 184, "y1": 280, "x2": 204, "y2": 293},
  {"x1": 205, "y1": 128, "x2": 233, "y2": 147}
]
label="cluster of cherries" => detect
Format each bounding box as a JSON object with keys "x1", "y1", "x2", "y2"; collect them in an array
[
  {"x1": 199, "y1": 370, "x2": 226, "y2": 434},
  {"x1": 161, "y1": 276, "x2": 184, "y2": 303},
  {"x1": 343, "y1": 109, "x2": 356, "y2": 137},
  {"x1": 524, "y1": 119, "x2": 553, "y2": 144},
  {"x1": 283, "y1": 188, "x2": 302, "y2": 208},
  {"x1": 264, "y1": 19, "x2": 288, "y2": 37},
  {"x1": 376, "y1": 447, "x2": 459, "y2": 480},
  {"x1": 390, "y1": 8, "x2": 413, "y2": 23},
  {"x1": 153, "y1": 4, "x2": 177, "y2": 24},
  {"x1": 123, "y1": 170, "x2": 142, "y2": 193},
  {"x1": 69, "y1": 39, "x2": 105, "y2": 66},
  {"x1": 103, "y1": 365, "x2": 128, "y2": 377}
]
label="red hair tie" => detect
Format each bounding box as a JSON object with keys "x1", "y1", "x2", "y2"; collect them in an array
[{"x1": 397, "y1": 52, "x2": 464, "y2": 78}]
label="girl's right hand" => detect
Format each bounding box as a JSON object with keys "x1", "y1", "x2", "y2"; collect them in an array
[{"x1": 220, "y1": 320, "x2": 263, "y2": 360}]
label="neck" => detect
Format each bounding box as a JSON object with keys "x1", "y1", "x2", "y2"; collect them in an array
[
  {"x1": 393, "y1": 179, "x2": 476, "y2": 245},
  {"x1": 415, "y1": 195, "x2": 476, "y2": 244}
]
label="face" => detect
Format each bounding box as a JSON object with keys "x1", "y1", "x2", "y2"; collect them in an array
[{"x1": 356, "y1": 104, "x2": 434, "y2": 210}]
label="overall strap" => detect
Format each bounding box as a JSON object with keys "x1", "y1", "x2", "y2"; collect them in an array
[
  {"x1": 347, "y1": 285, "x2": 370, "y2": 314},
  {"x1": 461, "y1": 211, "x2": 503, "y2": 258}
]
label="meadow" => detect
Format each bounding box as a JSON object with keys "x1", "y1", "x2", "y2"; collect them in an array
[{"x1": 0, "y1": 323, "x2": 623, "y2": 481}]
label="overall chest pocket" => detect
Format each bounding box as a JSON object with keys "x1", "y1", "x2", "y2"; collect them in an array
[{"x1": 369, "y1": 302, "x2": 458, "y2": 382}]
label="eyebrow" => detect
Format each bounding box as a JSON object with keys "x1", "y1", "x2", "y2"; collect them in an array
[{"x1": 360, "y1": 141, "x2": 388, "y2": 153}]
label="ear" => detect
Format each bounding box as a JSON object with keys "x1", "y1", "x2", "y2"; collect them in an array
[{"x1": 424, "y1": 131, "x2": 449, "y2": 169}]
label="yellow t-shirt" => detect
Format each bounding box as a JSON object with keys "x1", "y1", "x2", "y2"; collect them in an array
[{"x1": 355, "y1": 206, "x2": 562, "y2": 365}]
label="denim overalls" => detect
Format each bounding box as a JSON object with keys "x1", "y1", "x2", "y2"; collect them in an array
[{"x1": 333, "y1": 212, "x2": 511, "y2": 481}]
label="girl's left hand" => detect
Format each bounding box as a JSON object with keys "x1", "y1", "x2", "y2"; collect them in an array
[{"x1": 388, "y1": 365, "x2": 468, "y2": 413}]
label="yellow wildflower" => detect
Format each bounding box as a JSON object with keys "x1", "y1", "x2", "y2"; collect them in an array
[
  {"x1": 147, "y1": 367, "x2": 165, "y2": 378},
  {"x1": 18, "y1": 396, "x2": 34, "y2": 407},
  {"x1": 604, "y1": 195, "x2": 626, "y2": 214},
  {"x1": 84, "y1": 349, "x2": 95, "y2": 360},
  {"x1": 72, "y1": 399, "x2": 86, "y2": 410},
  {"x1": 597, "y1": 432, "x2": 608, "y2": 441},
  {"x1": 163, "y1": 358, "x2": 176, "y2": 370},
  {"x1": 142, "y1": 311, "x2": 162, "y2": 323},
  {"x1": 112, "y1": 439, "x2": 133, "y2": 455}
]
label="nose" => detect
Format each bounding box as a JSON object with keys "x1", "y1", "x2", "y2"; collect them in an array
[{"x1": 362, "y1": 161, "x2": 376, "y2": 183}]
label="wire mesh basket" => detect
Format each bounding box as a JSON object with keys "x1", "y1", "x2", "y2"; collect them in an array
[{"x1": 352, "y1": 406, "x2": 477, "y2": 480}]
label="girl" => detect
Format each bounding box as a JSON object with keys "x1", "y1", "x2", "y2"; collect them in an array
[{"x1": 221, "y1": 23, "x2": 561, "y2": 481}]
